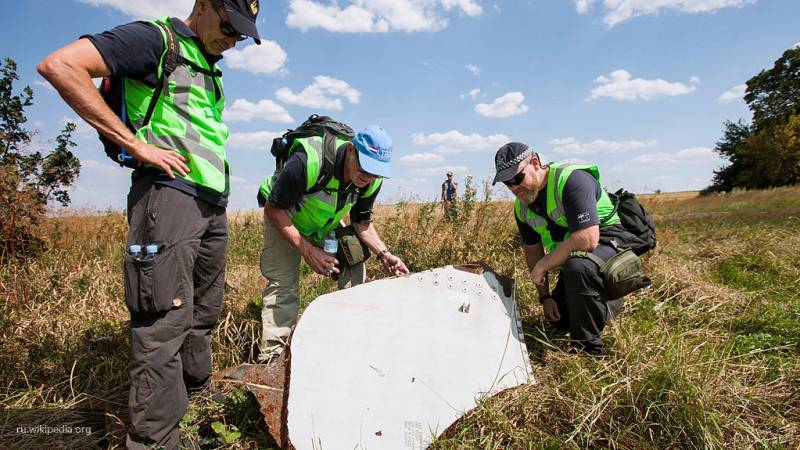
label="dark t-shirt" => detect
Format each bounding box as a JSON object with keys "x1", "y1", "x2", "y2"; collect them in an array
[
  {"x1": 516, "y1": 169, "x2": 602, "y2": 245},
  {"x1": 257, "y1": 144, "x2": 380, "y2": 223},
  {"x1": 85, "y1": 18, "x2": 228, "y2": 208}
]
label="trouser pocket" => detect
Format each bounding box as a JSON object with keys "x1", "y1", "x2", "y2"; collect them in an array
[{"x1": 123, "y1": 239, "x2": 200, "y2": 313}]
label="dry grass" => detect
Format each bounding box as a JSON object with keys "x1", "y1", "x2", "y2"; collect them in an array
[{"x1": 2, "y1": 184, "x2": 799, "y2": 448}]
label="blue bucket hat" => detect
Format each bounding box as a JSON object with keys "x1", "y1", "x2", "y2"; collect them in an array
[{"x1": 353, "y1": 125, "x2": 393, "y2": 178}]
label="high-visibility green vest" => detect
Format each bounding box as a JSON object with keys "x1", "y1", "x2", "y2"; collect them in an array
[
  {"x1": 259, "y1": 136, "x2": 383, "y2": 243},
  {"x1": 514, "y1": 162, "x2": 620, "y2": 252},
  {"x1": 124, "y1": 17, "x2": 230, "y2": 195}
]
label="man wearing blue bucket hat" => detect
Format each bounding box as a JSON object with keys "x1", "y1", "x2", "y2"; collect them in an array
[{"x1": 256, "y1": 124, "x2": 409, "y2": 362}]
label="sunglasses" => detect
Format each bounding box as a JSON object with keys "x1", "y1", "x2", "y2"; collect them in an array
[
  {"x1": 216, "y1": 9, "x2": 246, "y2": 41},
  {"x1": 355, "y1": 152, "x2": 382, "y2": 179},
  {"x1": 504, "y1": 170, "x2": 526, "y2": 187}
]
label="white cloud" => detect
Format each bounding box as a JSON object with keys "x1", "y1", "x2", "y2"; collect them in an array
[
  {"x1": 80, "y1": 159, "x2": 129, "y2": 176},
  {"x1": 77, "y1": 0, "x2": 192, "y2": 18},
  {"x1": 224, "y1": 42, "x2": 288, "y2": 75},
  {"x1": 442, "y1": 0, "x2": 483, "y2": 16},
  {"x1": 276, "y1": 76, "x2": 361, "y2": 111},
  {"x1": 411, "y1": 130, "x2": 509, "y2": 154},
  {"x1": 622, "y1": 146, "x2": 719, "y2": 168},
  {"x1": 227, "y1": 131, "x2": 284, "y2": 150},
  {"x1": 548, "y1": 137, "x2": 657, "y2": 155},
  {"x1": 466, "y1": 64, "x2": 481, "y2": 75},
  {"x1": 474, "y1": 92, "x2": 529, "y2": 118},
  {"x1": 795, "y1": 42, "x2": 800, "y2": 48},
  {"x1": 400, "y1": 153, "x2": 446, "y2": 165},
  {"x1": 575, "y1": 0, "x2": 594, "y2": 13},
  {"x1": 717, "y1": 83, "x2": 746, "y2": 103},
  {"x1": 33, "y1": 80, "x2": 55, "y2": 92},
  {"x1": 573, "y1": 0, "x2": 754, "y2": 27},
  {"x1": 415, "y1": 165, "x2": 469, "y2": 177},
  {"x1": 590, "y1": 69, "x2": 697, "y2": 101},
  {"x1": 623, "y1": 152, "x2": 678, "y2": 167},
  {"x1": 224, "y1": 99, "x2": 294, "y2": 123},
  {"x1": 560, "y1": 157, "x2": 589, "y2": 165},
  {"x1": 677, "y1": 146, "x2": 716, "y2": 159},
  {"x1": 285, "y1": 0, "x2": 481, "y2": 33},
  {"x1": 460, "y1": 88, "x2": 481, "y2": 100}
]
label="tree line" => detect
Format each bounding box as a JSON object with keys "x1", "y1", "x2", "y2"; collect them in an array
[{"x1": 706, "y1": 46, "x2": 800, "y2": 193}]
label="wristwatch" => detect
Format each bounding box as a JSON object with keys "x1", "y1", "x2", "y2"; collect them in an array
[{"x1": 377, "y1": 249, "x2": 390, "y2": 260}]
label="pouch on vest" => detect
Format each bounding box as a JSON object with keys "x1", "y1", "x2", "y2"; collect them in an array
[
  {"x1": 601, "y1": 189, "x2": 657, "y2": 255},
  {"x1": 271, "y1": 114, "x2": 354, "y2": 193},
  {"x1": 573, "y1": 249, "x2": 652, "y2": 299},
  {"x1": 97, "y1": 21, "x2": 181, "y2": 169},
  {"x1": 335, "y1": 224, "x2": 371, "y2": 267}
]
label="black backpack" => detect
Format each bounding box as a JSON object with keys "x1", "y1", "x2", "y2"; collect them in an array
[
  {"x1": 270, "y1": 114, "x2": 354, "y2": 193},
  {"x1": 602, "y1": 189, "x2": 657, "y2": 255},
  {"x1": 98, "y1": 21, "x2": 181, "y2": 168}
]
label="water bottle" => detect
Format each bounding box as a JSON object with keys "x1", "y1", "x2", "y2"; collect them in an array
[
  {"x1": 128, "y1": 244, "x2": 142, "y2": 260},
  {"x1": 143, "y1": 244, "x2": 159, "y2": 261},
  {"x1": 323, "y1": 232, "x2": 338, "y2": 256}
]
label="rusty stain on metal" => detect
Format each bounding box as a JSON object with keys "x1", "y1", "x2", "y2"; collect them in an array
[{"x1": 212, "y1": 348, "x2": 293, "y2": 449}]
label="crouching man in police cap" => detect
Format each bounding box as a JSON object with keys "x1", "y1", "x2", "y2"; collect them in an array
[
  {"x1": 256, "y1": 125, "x2": 410, "y2": 363},
  {"x1": 493, "y1": 143, "x2": 638, "y2": 355}
]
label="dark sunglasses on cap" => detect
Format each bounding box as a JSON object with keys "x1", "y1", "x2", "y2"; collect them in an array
[
  {"x1": 503, "y1": 169, "x2": 526, "y2": 187},
  {"x1": 216, "y1": 8, "x2": 246, "y2": 41}
]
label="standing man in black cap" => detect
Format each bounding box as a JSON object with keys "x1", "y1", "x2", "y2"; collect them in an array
[
  {"x1": 38, "y1": 1, "x2": 261, "y2": 447},
  {"x1": 493, "y1": 143, "x2": 631, "y2": 354}
]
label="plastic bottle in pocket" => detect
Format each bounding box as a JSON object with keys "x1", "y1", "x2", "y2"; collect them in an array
[
  {"x1": 128, "y1": 244, "x2": 142, "y2": 260},
  {"x1": 143, "y1": 244, "x2": 159, "y2": 262}
]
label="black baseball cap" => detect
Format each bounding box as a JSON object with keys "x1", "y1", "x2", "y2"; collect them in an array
[
  {"x1": 221, "y1": 0, "x2": 261, "y2": 44},
  {"x1": 492, "y1": 142, "x2": 533, "y2": 185}
]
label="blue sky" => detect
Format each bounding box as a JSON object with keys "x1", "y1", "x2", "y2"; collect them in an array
[{"x1": 3, "y1": 0, "x2": 799, "y2": 211}]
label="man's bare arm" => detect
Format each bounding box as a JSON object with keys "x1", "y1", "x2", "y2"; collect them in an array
[{"x1": 38, "y1": 38, "x2": 188, "y2": 177}]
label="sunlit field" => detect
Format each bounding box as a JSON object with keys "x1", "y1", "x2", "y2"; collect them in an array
[{"x1": 2, "y1": 185, "x2": 799, "y2": 448}]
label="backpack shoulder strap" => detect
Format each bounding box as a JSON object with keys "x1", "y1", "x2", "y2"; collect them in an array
[
  {"x1": 308, "y1": 132, "x2": 340, "y2": 194},
  {"x1": 142, "y1": 20, "x2": 181, "y2": 127}
]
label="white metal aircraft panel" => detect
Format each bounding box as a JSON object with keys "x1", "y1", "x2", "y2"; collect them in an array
[{"x1": 287, "y1": 266, "x2": 533, "y2": 450}]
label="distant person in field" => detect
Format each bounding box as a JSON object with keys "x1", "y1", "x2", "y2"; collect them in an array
[
  {"x1": 441, "y1": 171, "x2": 458, "y2": 218},
  {"x1": 255, "y1": 125, "x2": 410, "y2": 363},
  {"x1": 493, "y1": 143, "x2": 638, "y2": 355},
  {"x1": 38, "y1": 1, "x2": 261, "y2": 447}
]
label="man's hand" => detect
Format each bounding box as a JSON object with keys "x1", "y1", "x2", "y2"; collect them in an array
[
  {"x1": 299, "y1": 240, "x2": 340, "y2": 276},
  {"x1": 381, "y1": 252, "x2": 409, "y2": 276},
  {"x1": 531, "y1": 260, "x2": 548, "y2": 286},
  {"x1": 542, "y1": 297, "x2": 561, "y2": 322},
  {"x1": 129, "y1": 142, "x2": 190, "y2": 179}
]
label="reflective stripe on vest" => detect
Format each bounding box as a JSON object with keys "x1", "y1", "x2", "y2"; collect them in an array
[
  {"x1": 125, "y1": 17, "x2": 229, "y2": 194},
  {"x1": 258, "y1": 136, "x2": 382, "y2": 243},
  {"x1": 515, "y1": 162, "x2": 619, "y2": 252}
]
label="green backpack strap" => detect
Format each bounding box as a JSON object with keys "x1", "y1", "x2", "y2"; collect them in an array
[{"x1": 569, "y1": 250, "x2": 606, "y2": 268}]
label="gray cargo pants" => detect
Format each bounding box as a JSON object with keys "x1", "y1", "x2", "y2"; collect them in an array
[
  {"x1": 551, "y1": 243, "x2": 624, "y2": 354},
  {"x1": 123, "y1": 174, "x2": 227, "y2": 449}
]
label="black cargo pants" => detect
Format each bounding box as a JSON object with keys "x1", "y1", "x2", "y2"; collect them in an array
[
  {"x1": 123, "y1": 174, "x2": 227, "y2": 449},
  {"x1": 551, "y1": 243, "x2": 624, "y2": 354}
]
